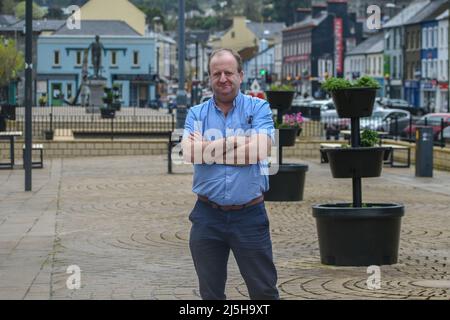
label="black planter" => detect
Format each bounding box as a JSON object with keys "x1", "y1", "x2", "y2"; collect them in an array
[
  {"x1": 278, "y1": 127, "x2": 300, "y2": 147},
  {"x1": 331, "y1": 88, "x2": 377, "y2": 118},
  {"x1": 265, "y1": 91, "x2": 295, "y2": 111},
  {"x1": 323, "y1": 147, "x2": 389, "y2": 178},
  {"x1": 101, "y1": 108, "x2": 115, "y2": 119},
  {"x1": 44, "y1": 130, "x2": 54, "y2": 140},
  {"x1": 111, "y1": 102, "x2": 121, "y2": 111},
  {"x1": 264, "y1": 164, "x2": 309, "y2": 201},
  {"x1": 312, "y1": 203, "x2": 405, "y2": 266}
]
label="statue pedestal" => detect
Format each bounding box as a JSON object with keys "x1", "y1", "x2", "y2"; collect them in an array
[{"x1": 86, "y1": 77, "x2": 107, "y2": 113}]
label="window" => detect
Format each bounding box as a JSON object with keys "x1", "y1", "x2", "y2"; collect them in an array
[
  {"x1": 231, "y1": 31, "x2": 235, "y2": 38},
  {"x1": 111, "y1": 51, "x2": 117, "y2": 66},
  {"x1": 75, "y1": 51, "x2": 82, "y2": 66},
  {"x1": 53, "y1": 50, "x2": 60, "y2": 66},
  {"x1": 133, "y1": 51, "x2": 139, "y2": 66},
  {"x1": 67, "y1": 83, "x2": 73, "y2": 99}
]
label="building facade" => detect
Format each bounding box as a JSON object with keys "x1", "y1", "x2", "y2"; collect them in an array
[
  {"x1": 282, "y1": 1, "x2": 363, "y2": 98},
  {"x1": 77, "y1": 0, "x2": 146, "y2": 35},
  {"x1": 383, "y1": 0, "x2": 431, "y2": 100},
  {"x1": 437, "y1": 10, "x2": 449, "y2": 112},
  {"x1": 344, "y1": 32, "x2": 384, "y2": 96},
  {"x1": 37, "y1": 22, "x2": 157, "y2": 107}
]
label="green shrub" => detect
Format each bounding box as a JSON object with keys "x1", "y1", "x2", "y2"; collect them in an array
[
  {"x1": 321, "y1": 76, "x2": 380, "y2": 91},
  {"x1": 269, "y1": 84, "x2": 295, "y2": 91}
]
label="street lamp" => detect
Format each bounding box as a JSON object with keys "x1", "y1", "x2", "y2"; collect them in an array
[
  {"x1": 24, "y1": 0, "x2": 33, "y2": 191},
  {"x1": 176, "y1": 0, "x2": 188, "y2": 129}
]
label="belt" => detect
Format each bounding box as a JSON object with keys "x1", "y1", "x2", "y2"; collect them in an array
[{"x1": 197, "y1": 195, "x2": 264, "y2": 211}]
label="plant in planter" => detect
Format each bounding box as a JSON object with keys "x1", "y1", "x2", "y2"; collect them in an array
[
  {"x1": 265, "y1": 84, "x2": 295, "y2": 112},
  {"x1": 322, "y1": 76, "x2": 380, "y2": 118},
  {"x1": 101, "y1": 87, "x2": 116, "y2": 118},
  {"x1": 313, "y1": 82, "x2": 405, "y2": 266},
  {"x1": 38, "y1": 94, "x2": 47, "y2": 107},
  {"x1": 264, "y1": 108, "x2": 308, "y2": 201},
  {"x1": 275, "y1": 112, "x2": 305, "y2": 147}
]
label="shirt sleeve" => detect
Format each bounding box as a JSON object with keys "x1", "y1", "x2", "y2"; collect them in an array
[
  {"x1": 252, "y1": 99, "x2": 275, "y2": 141},
  {"x1": 182, "y1": 108, "x2": 196, "y2": 140}
]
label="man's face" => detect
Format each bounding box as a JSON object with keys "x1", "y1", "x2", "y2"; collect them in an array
[{"x1": 209, "y1": 52, "x2": 243, "y2": 104}]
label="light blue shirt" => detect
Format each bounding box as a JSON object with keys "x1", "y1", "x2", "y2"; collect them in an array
[{"x1": 183, "y1": 92, "x2": 274, "y2": 206}]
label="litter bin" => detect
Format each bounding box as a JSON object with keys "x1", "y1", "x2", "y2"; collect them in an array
[{"x1": 415, "y1": 127, "x2": 433, "y2": 177}]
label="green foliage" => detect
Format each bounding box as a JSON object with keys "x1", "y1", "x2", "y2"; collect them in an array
[
  {"x1": 360, "y1": 129, "x2": 380, "y2": 147},
  {"x1": 352, "y1": 76, "x2": 381, "y2": 89},
  {"x1": 321, "y1": 77, "x2": 352, "y2": 91},
  {"x1": 269, "y1": 84, "x2": 295, "y2": 91},
  {"x1": 321, "y1": 76, "x2": 381, "y2": 92},
  {"x1": 0, "y1": 37, "x2": 24, "y2": 87},
  {"x1": 14, "y1": 1, "x2": 45, "y2": 19}
]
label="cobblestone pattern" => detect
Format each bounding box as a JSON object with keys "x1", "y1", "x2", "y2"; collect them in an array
[{"x1": 0, "y1": 156, "x2": 449, "y2": 300}]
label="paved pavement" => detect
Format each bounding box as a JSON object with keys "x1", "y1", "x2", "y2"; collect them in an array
[{"x1": 0, "y1": 155, "x2": 449, "y2": 300}]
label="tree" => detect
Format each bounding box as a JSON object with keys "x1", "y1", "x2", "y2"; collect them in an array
[
  {"x1": 46, "y1": 6, "x2": 65, "y2": 19},
  {"x1": 272, "y1": 0, "x2": 311, "y2": 26},
  {"x1": 14, "y1": 1, "x2": 45, "y2": 20},
  {"x1": 0, "y1": 38, "x2": 25, "y2": 87},
  {"x1": 1, "y1": 0, "x2": 20, "y2": 15},
  {"x1": 138, "y1": 6, "x2": 166, "y2": 30}
]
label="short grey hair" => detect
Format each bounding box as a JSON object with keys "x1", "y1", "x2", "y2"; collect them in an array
[{"x1": 207, "y1": 48, "x2": 243, "y2": 75}]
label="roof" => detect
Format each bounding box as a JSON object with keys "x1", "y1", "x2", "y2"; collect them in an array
[
  {"x1": 54, "y1": 20, "x2": 141, "y2": 36},
  {"x1": 3, "y1": 19, "x2": 65, "y2": 32},
  {"x1": 246, "y1": 22, "x2": 286, "y2": 39},
  {"x1": 347, "y1": 32, "x2": 384, "y2": 56},
  {"x1": 404, "y1": 0, "x2": 448, "y2": 25},
  {"x1": 383, "y1": 0, "x2": 431, "y2": 28},
  {"x1": 0, "y1": 15, "x2": 17, "y2": 27},
  {"x1": 436, "y1": 9, "x2": 449, "y2": 20},
  {"x1": 283, "y1": 12, "x2": 328, "y2": 32}
]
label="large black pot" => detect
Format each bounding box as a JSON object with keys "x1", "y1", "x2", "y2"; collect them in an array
[
  {"x1": 265, "y1": 90, "x2": 295, "y2": 111},
  {"x1": 264, "y1": 163, "x2": 309, "y2": 201},
  {"x1": 323, "y1": 147, "x2": 389, "y2": 178},
  {"x1": 278, "y1": 127, "x2": 301, "y2": 147},
  {"x1": 312, "y1": 203, "x2": 404, "y2": 266},
  {"x1": 331, "y1": 88, "x2": 377, "y2": 118},
  {"x1": 101, "y1": 108, "x2": 116, "y2": 119}
]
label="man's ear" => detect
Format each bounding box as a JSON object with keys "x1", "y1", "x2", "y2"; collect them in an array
[{"x1": 239, "y1": 71, "x2": 244, "y2": 84}]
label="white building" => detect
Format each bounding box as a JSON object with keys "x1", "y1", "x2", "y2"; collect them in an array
[
  {"x1": 436, "y1": 9, "x2": 449, "y2": 112},
  {"x1": 344, "y1": 32, "x2": 385, "y2": 96}
]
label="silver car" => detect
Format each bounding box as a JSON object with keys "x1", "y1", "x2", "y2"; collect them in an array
[{"x1": 360, "y1": 109, "x2": 411, "y2": 136}]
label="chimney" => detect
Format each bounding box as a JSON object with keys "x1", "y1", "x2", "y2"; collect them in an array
[
  {"x1": 327, "y1": 0, "x2": 348, "y2": 17},
  {"x1": 296, "y1": 8, "x2": 312, "y2": 23},
  {"x1": 312, "y1": 4, "x2": 326, "y2": 18}
]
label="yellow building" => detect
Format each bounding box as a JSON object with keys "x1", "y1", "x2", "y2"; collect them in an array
[
  {"x1": 210, "y1": 16, "x2": 285, "y2": 55},
  {"x1": 213, "y1": 16, "x2": 257, "y2": 52},
  {"x1": 78, "y1": 0, "x2": 146, "y2": 36}
]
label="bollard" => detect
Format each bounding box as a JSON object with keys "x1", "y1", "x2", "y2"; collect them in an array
[{"x1": 415, "y1": 127, "x2": 433, "y2": 177}]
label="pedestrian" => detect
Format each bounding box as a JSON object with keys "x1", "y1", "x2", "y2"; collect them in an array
[{"x1": 182, "y1": 48, "x2": 279, "y2": 300}]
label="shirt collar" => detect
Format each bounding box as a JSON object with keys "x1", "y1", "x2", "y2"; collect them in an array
[{"x1": 211, "y1": 91, "x2": 243, "y2": 113}]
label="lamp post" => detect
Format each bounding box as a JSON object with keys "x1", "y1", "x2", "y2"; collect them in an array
[
  {"x1": 448, "y1": 8, "x2": 449, "y2": 112},
  {"x1": 24, "y1": 0, "x2": 33, "y2": 191},
  {"x1": 176, "y1": 0, "x2": 188, "y2": 129}
]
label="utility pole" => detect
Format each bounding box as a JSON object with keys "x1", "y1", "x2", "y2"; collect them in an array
[
  {"x1": 448, "y1": 6, "x2": 449, "y2": 112},
  {"x1": 24, "y1": 0, "x2": 32, "y2": 191},
  {"x1": 176, "y1": 0, "x2": 188, "y2": 128}
]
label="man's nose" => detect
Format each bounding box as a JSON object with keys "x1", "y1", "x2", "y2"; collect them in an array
[{"x1": 219, "y1": 72, "x2": 227, "y2": 82}]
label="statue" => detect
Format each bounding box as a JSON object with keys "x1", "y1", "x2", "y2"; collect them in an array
[{"x1": 88, "y1": 35, "x2": 105, "y2": 78}]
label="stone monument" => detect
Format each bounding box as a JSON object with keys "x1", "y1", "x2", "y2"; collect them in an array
[{"x1": 85, "y1": 35, "x2": 107, "y2": 113}]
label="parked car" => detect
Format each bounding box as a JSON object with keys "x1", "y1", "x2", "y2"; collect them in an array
[
  {"x1": 360, "y1": 109, "x2": 411, "y2": 137},
  {"x1": 443, "y1": 126, "x2": 450, "y2": 142},
  {"x1": 378, "y1": 98, "x2": 427, "y2": 116},
  {"x1": 292, "y1": 97, "x2": 314, "y2": 108},
  {"x1": 148, "y1": 99, "x2": 162, "y2": 110},
  {"x1": 321, "y1": 109, "x2": 350, "y2": 140},
  {"x1": 403, "y1": 113, "x2": 450, "y2": 140},
  {"x1": 310, "y1": 99, "x2": 335, "y2": 112}
]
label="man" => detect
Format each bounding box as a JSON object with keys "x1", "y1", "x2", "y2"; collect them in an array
[{"x1": 182, "y1": 48, "x2": 279, "y2": 300}]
